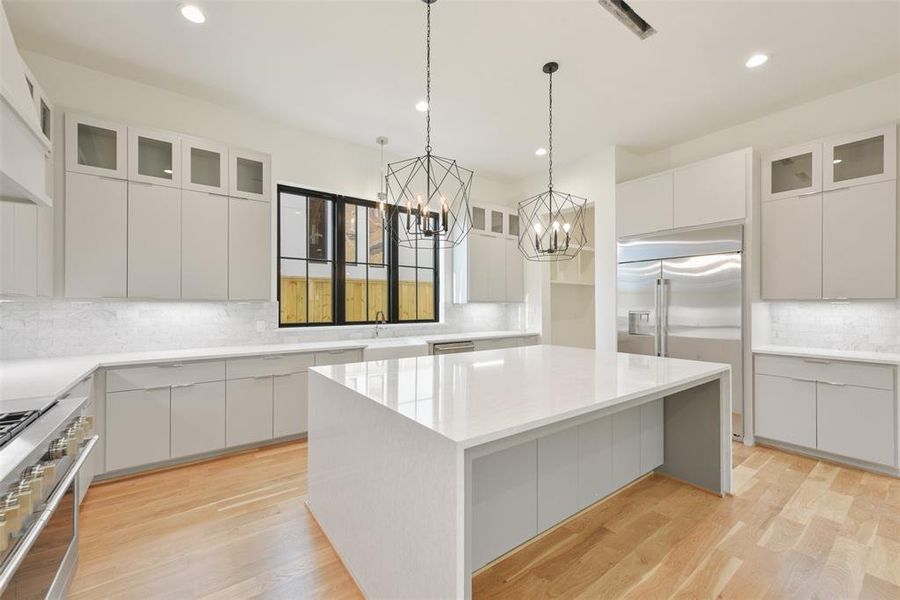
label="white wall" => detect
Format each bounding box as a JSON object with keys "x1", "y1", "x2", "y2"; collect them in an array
[
  {"x1": 619, "y1": 73, "x2": 900, "y2": 181},
  {"x1": 13, "y1": 51, "x2": 524, "y2": 347}
]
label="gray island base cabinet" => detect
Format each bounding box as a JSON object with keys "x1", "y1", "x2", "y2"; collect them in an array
[{"x1": 307, "y1": 346, "x2": 732, "y2": 600}]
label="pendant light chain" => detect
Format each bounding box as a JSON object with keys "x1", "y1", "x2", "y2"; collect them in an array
[
  {"x1": 425, "y1": 0, "x2": 432, "y2": 155},
  {"x1": 548, "y1": 67, "x2": 553, "y2": 193}
]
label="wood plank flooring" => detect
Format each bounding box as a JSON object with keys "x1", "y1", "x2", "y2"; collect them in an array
[{"x1": 72, "y1": 441, "x2": 900, "y2": 599}]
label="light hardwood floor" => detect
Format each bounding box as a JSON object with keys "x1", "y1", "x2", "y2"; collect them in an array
[{"x1": 73, "y1": 441, "x2": 900, "y2": 599}]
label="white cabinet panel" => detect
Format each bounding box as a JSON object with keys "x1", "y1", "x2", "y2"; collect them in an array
[
  {"x1": 107, "y1": 360, "x2": 225, "y2": 393},
  {"x1": 181, "y1": 190, "x2": 228, "y2": 300},
  {"x1": 128, "y1": 182, "x2": 181, "y2": 299},
  {"x1": 171, "y1": 381, "x2": 226, "y2": 459},
  {"x1": 822, "y1": 180, "x2": 896, "y2": 299},
  {"x1": 36, "y1": 204, "x2": 52, "y2": 296},
  {"x1": 823, "y1": 125, "x2": 896, "y2": 191},
  {"x1": 0, "y1": 201, "x2": 37, "y2": 296},
  {"x1": 473, "y1": 337, "x2": 519, "y2": 352},
  {"x1": 763, "y1": 142, "x2": 822, "y2": 202},
  {"x1": 65, "y1": 113, "x2": 127, "y2": 179},
  {"x1": 64, "y1": 171, "x2": 127, "y2": 298},
  {"x1": 229, "y1": 148, "x2": 270, "y2": 202},
  {"x1": 227, "y1": 353, "x2": 314, "y2": 379},
  {"x1": 817, "y1": 382, "x2": 894, "y2": 466},
  {"x1": 274, "y1": 372, "x2": 309, "y2": 437},
  {"x1": 640, "y1": 399, "x2": 664, "y2": 473},
  {"x1": 576, "y1": 415, "x2": 613, "y2": 510},
  {"x1": 611, "y1": 407, "x2": 641, "y2": 489},
  {"x1": 228, "y1": 197, "x2": 270, "y2": 300},
  {"x1": 182, "y1": 136, "x2": 228, "y2": 195},
  {"x1": 467, "y1": 233, "x2": 491, "y2": 301},
  {"x1": 471, "y1": 440, "x2": 537, "y2": 570},
  {"x1": 536, "y1": 428, "x2": 579, "y2": 531},
  {"x1": 487, "y1": 240, "x2": 505, "y2": 301},
  {"x1": 755, "y1": 354, "x2": 895, "y2": 391},
  {"x1": 128, "y1": 126, "x2": 181, "y2": 187},
  {"x1": 673, "y1": 148, "x2": 747, "y2": 228},
  {"x1": 505, "y1": 238, "x2": 524, "y2": 302},
  {"x1": 753, "y1": 374, "x2": 816, "y2": 448},
  {"x1": 226, "y1": 377, "x2": 273, "y2": 447},
  {"x1": 106, "y1": 387, "x2": 170, "y2": 471},
  {"x1": 761, "y1": 194, "x2": 823, "y2": 300},
  {"x1": 616, "y1": 171, "x2": 674, "y2": 237}
]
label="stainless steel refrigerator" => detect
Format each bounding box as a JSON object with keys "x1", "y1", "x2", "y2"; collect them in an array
[{"x1": 617, "y1": 225, "x2": 744, "y2": 440}]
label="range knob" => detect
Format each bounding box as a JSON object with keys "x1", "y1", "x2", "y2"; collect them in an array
[
  {"x1": 0, "y1": 515, "x2": 6, "y2": 553},
  {"x1": 39, "y1": 461, "x2": 57, "y2": 483},
  {"x1": 22, "y1": 466, "x2": 44, "y2": 498},
  {"x1": 0, "y1": 494, "x2": 21, "y2": 531},
  {"x1": 11, "y1": 481, "x2": 32, "y2": 514},
  {"x1": 48, "y1": 438, "x2": 67, "y2": 460}
]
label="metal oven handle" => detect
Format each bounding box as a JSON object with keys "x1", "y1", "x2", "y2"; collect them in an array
[{"x1": 0, "y1": 435, "x2": 98, "y2": 591}]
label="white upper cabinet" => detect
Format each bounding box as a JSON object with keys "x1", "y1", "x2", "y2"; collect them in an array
[
  {"x1": 822, "y1": 180, "x2": 896, "y2": 299},
  {"x1": 65, "y1": 113, "x2": 127, "y2": 179},
  {"x1": 761, "y1": 194, "x2": 822, "y2": 300},
  {"x1": 182, "y1": 136, "x2": 228, "y2": 195},
  {"x1": 763, "y1": 141, "x2": 822, "y2": 202},
  {"x1": 127, "y1": 182, "x2": 182, "y2": 299},
  {"x1": 228, "y1": 197, "x2": 271, "y2": 300},
  {"x1": 182, "y1": 190, "x2": 229, "y2": 300},
  {"x1": 823, "y1": 125, "x2": 897, "y2": 191},
  {"x1": 616, "y1": 171, "x2": 673, "y2": 237},
  {"x1": 673, "y1": 148, "x2": 748, "y2": 229},
  {"x1": 453, "y1": 204, "x2": 524, "y2": 303},
  {"x1": 128, "y1": 127, "x2": 182, "y2": 188},
  {"x1": 229, "y1": 148, "x2": 270, "y2": 202}
]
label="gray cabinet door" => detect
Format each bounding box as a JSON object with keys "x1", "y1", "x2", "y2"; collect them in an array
[
  {"x1": 611, "y1": 407, "x2": 641, "y2": 489},
  {"x1": 577, "y1": 415, "x2": 613, "y2": 510},
  {"x1": 822, "y1": 180, "x2": 896, "y2": 299},
  {"x1": 228, "y1": 197, "x2": 270, "y2": 300},
  {"x1": 753, "y1": 374, "x2": 816, "y2": 448},
  {"x1": 171, "y1": 381, "x2": 226, "y2": 458},
  {"x1": 505, "y1": 238, "x2": 524, "y2": 302},
  {"x1": 640, "y1": 399, "x2": 664, "y2": 473},
  {"x1": 817, "y1": 382, "x2": 894, "y2": 466},
  {"x1": 616, "y1": 172, "x2": 674, "y2": 237},
  {"x1": 106, "y1": 388, "x2": 170, "y2": 471},
  {"x1": 471, "y1": 440, "x2": 537, "y2": 571},
  {"x1": 761, "y1": 194, "x2": 822, "y2": 300},
  {"x1": 182, "y1": 190, "x2": 228, "y2": 300},
  {"x1": 537, "y1": 428, "x2": 579, "y2": 531},
  {"x1": 128, "y1": 182, "x2": 182, "y2": 299},
  {"x1": 65, "y1": 172, "x2": 127, "y2": 298},
  {"x1": 273, "y1": 372, "x2": 308, "y2": 437},
  {"x1": 467, "y1": 233, "x2": 491, "y2": 302},
  {"x1": 226, "y1": 377, "x2": 274, "y2": 447}
]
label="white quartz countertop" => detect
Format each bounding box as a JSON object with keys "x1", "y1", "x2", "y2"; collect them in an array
[
  {"x1": 310, "y1": 345, "x2": 730, "y2": 448},
  {"x1": 0, "y1": 331, "x2": 538, "y2": 402},
  {"x1": 753, "y1": 345, "x2": 900, "y2": 366}
]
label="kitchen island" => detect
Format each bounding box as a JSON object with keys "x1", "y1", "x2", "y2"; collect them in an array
[{"x1": 308, "y1": 345, "x2": 731, "y2": 599}]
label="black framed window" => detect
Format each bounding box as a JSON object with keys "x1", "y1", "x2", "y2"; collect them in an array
[{"x1": 277, "y1": 184, "x2": 439, "y2": 327}]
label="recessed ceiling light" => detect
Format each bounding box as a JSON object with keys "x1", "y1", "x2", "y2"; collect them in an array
[
  {"x1": 535, "y1": 148, "x2": 547, "y2": 156},
  {"x1": 415, "y1": 100, "x2": 429, "y2": 112},
  {"x1": 179, "y1": 4, "x2": 206, "y2": 24},
  {"x1": 833, "y1": 159, "x2": 842, "y2": 164},
  {"x1": 745, "y1": 53, "x2": 768, "y2": 68}
]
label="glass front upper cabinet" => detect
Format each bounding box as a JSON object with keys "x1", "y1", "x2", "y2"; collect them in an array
[
  {"x1": 229, "y1": 148, "x2": 270, "y2": 202},
  {"x1": 65, "y1": 113, "x2": 128, "y2": 179},
  {"x1": 471, "y1": 206, "x2": 486, "y2": 232},
  {"x1": 507, "y1": 212, "x2": 520, "y2": 238},
  {"x1": 824, "y1": 125, "x2": 896, "y2": 190},
  {"x1": 490, "y1": 209, "x2": 504, "y2": 235},
  {"x1": 128, "y1": 127, "x2": 181, "y2": 187},
  {"x1": 763, "y1": 142, "x2": 821, "y2": 202},
  {"x1": 182, "y1": 137, "x2": 228, "y2": 194}
]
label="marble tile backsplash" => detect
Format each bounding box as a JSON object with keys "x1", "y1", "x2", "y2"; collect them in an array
[
  {"x1": 0, "y1": 299, "x2": 527, "y2": 360},
  {"x1": 766, "y1": 301, "x2": 900, "y2": 353}
]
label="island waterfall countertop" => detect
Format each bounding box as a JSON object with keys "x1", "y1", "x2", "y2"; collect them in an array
[
  {"x1": 0, "y1": 330, "x2": 537, "y2": 402},
  {"x1": 312, "y1": 345, "x2": 731, "y2": 448}
]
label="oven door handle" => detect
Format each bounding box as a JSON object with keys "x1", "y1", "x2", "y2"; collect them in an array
[{"x1": 0, "y1": 435, "x2": 98, "y2": 592}]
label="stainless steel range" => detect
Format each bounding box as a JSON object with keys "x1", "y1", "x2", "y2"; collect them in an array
[{"x1": 0, "y1": 395, "x2": 96, "y2": 599}]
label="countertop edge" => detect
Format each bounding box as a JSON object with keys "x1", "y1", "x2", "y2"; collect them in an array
[{"x1": 752, "y1": 345, "x2": 900, "y2": 366}]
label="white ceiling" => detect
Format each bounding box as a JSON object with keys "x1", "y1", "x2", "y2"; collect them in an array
[{"x1": 6, "y1": 0, "x2": 900, "y2": 178}]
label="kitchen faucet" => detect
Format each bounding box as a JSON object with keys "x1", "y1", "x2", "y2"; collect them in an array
[{"x1": 374, "y1": 311, "x2": 387, "y2": 337}]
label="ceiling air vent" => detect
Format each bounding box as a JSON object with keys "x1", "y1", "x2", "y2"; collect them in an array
[{"x1": 598, "y1": 0, "x2": 656, "y2": 40}]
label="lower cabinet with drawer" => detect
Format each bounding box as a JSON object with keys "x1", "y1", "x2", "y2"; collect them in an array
[
  {"x1": 753, "y1": 353, "x2": 898, "y2": 470},
  {"x1": 226, "y1": 377, "x2": 274, "y2": 447},
  {"x1": 171, "y1": 381, "x2": 226, "y2": 458},
  {"x1": 107, "y1": 387, "x2": 172, "y2": 471}
]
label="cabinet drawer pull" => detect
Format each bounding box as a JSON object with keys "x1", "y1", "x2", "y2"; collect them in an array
[
  {"x1": 171, "y1": 383, "x2": 195, "y2": 389},
  {"x1": 252, "y1": 375, "x2": 271, "y2": 380},
  {"x1": 262, "y1": 356, "x2": 283, "y2": 361},
  {"x1": 789, "y1": 377, "x2": 816, "y2": 383},
  {"x1": 819, "y1": 381, "x2": 846, "y2": 387},
  {"x1": 272, "y1": 373, "x2": 291, "y2": 378},
  {"x1": 144, "y1": 385, "x2": 169, "y2": 391},
  {"x1": 798, "y1": 190, "x2": 820, "y2": 197},
  {"x1": 802, "y1": 359, "x2": 830, "y2": 364},
  {"x1": 159, "y1": 363, "x2": 184, "y2": 369}
]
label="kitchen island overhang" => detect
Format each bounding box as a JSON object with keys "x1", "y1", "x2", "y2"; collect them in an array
[{"x1": 307, "y1": 345, "x2": 731, "y2": 600}]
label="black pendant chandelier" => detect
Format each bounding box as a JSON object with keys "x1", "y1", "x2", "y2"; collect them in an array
[
  {"x1": 384, "y1": 0, "x2": 473, "y2": 249},
  {"x1": 517, "y1": 62, "x2": 588, "y2": 262}
]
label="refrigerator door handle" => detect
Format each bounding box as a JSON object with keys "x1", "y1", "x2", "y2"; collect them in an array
[{"x1": 658, "y1": 278, "x2": 669, "y2": 357}]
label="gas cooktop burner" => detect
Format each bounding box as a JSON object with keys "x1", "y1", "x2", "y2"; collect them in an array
[{"x1": 0, "y1": 410, "x2": 41, "y2": 449}]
